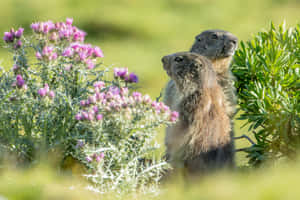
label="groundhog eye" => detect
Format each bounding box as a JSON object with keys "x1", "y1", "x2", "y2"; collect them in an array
[
  {"x1": 174, "y1": 56, "x2": 184, "y2": 63},
  {"x1": 211, "y1": 33, "x2": 218, "y2": 40},
  {"x1": 197, "y1": 37, "x2": 201, "y2": 42}
]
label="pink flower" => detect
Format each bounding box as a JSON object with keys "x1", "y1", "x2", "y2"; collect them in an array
[
  {"x1": 14, "y1": 28, "x2": 24, "y2": 38},
  {"x1": 93, "y1": 106, "x2": 99, "y2": 113},
  {"x1": 114, "y1": 68, "x2": 128, "y2": 78},
  {"x1": 44, "y1": 84, "x2": 49, "y2": 93},
  {"x1": 85, "y1": 59, "x2": 95, "y2": 69},
  {"x1": 96, "y1": 114, "x2": 103, "y2": 121},
  {"x1": 62, "y1": 48, "x2": 73, "y2": 57},
  {"x1": 93, "y1": 81, "x2": 105, "y2": 89},
  {"x1": 142, "y1": 94, "x2": 151, "y2": 104},
  {"x1": 170, "y1": 111, "x2": 179, "y2": 122},
  {"x1": 80, "y1": 100, "x2": 86, "y2": 107},
  {"x1": 132, "y1": 92, "x2": 142, "y2": 102},
  {"x1": 38, "y1": 88, "x2": 47, "y2": 97},
  {"x1": 75, "y1": 113, "x2": 82, "y2": 121},
  {"x1": 3, "y1": 32, "x2": 14, "y2": 43},
  {"x1": 49, "y1": 32, "x2": 58, "y2": 41},
  {"x1": 95, "y1": 153, "x2": 104, "y2": 162},
  {"x1": 128, "y1": 73, "x2": 139, "y2": 83},
  {"x1": 36, "y1": 52, "x2": 42, "y2": 60},
  {"x1": 88, "y1": 95, "x2": 96, "y2": 104},
  {"x1": 14, "y1": 40, "x2": 22, "y2": 49},
  {"x1": 93, "y1": 47, "x2": 104, "y2": 58},
  {"x1": 16, "y1": 75, "x2": 25, "y2": 88},
  {"x1": 86, "y1": 156, "x2": 92, "y2": 163},
  {"x1": 66, "y1": 18, "x2": 73, "y2": 25},
  {"x1": 30, "y1": 23, "x2": 39, "y2": 32},
  {"x1": 49, "y1": 52, "x2": 57, "y2": 60},
  {"x1": 48, "y1": 90, "x2": 55, "y2": 99}
]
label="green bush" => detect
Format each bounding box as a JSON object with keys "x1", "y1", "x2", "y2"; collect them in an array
[{"x1": 232, "y1": 22, "x2": 300, "y2": 166}]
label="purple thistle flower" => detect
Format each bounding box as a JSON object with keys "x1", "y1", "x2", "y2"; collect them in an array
[
  {"x1": 99, "y1": 152, "x2": 105, "y2": 159},
  {"x1": 35, "y1": 52, "x2": 42, "y2": 60},
  {"x1": 120, "y1": 87, "x2": 129, "y2": 96},
  {"x1": 44, "y1": 83, "x2": 49, "y2": 93},
  {"x1": 49, "y1": 32, "x2": 58, "y2": 41},
  {"x1": 114, "y1": 68, "x2": 128, "y2": 78},
  {"x1": 3, "y1": 32, "x2": 14, "y2": 43},
  {"x1": 14, "y1": 40, "x2": 22, "y2": 49},
  {"x1": 16, "y1": 75, "x2": 25, "y2": 88},
  {"x1": 86, "y1": 156, "x2": 92, "y2": 163},
  {"x1": 95, "y1": 153, "x2": 104, "y2": 162},
  {"x1": 38, "y1": 88, "x2": 47, "y2": 97},
  {"x1": 128, "y1": 72, "x2": 139, "y2": 83},
  {"x1": 170, "y1": 111, "x2": 179, "y2": 122},
  {"x1": 80, "y1": 100, "x2": 86, "y2": 107},
  {"x1": 16, "y1": 74, "x2": 22, "y2": 81},
  {"x1": 109, "y1": 86, "x2": 120, "y2": 95},
  {"x1": 62, "y1": 48, "x2": 73, "y2": 57},
  {"x1": 88, "y1": 95, "x2": 96, "y2": 104},
  {"x1": 132, "y1": 92, "x2": 142, "y2": 102},
  {"x1": 93, "y1": 106, "x2": 99, "y2": 113},
  {"x1": 79, "y1": 51, "x2": 87, "y2": 61},
  {"x1": 142, "y1": 94, "x2": 151, "y2": 104},
  {"x1": 75, "y1": 113, "x2": 82, "y2": 121},
  {"x1": 49, "y1": 52, "x2": 58, "y2": 60},
  {"x1": 87, "y1": 112, "x2": 94, "y2": 121},
  {"x1": 30, "y1": 23, "x2": 39, "y2": 32},
  {"x1": 48, "y1": 90, "x2": 55, "y2": 99},
  {"x1": 93, "y1": 81, "x2": 105, "y2": 89},
  {"x1": 93, "y1": 47, "x2": 104, "y2": 58},
  {"x1": 42, "y1": 46, "x2": 53, "y2": 56},
  {"x1": 66, "y1": 18, "x2": 73, "y2": 25},
  {"x1": 82, "y1": 111, "x2": 89, "y2": 120},
  {"x1": 85, "y1": 59, "x2": 95, "y2": 69},
  {"x1": 14, "y1": 28, "x2": 24, "y2": 38},
  {"x1": 96, "y1": 114, "x2": 103, "y2": 121}
]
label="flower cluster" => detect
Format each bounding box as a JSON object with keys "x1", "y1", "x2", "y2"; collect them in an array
[
  {"x1": 31, "y1": 18, "x2": 86, "y2": 42},
  {"x1": 75, "y1": 80, "x2": 178, "y2": 123},
  {"x1": 12, "y1": 75, "x2": 27, "y2": 89},
  {"x1": 62, "y1": 43, "x2": 104, "y2": 69},
  {"x1": 38, "y1": 83, "x2": 55, "y2": 99},
  {"x1": 36, "y1": 46, "x2": 58, "y2": 61},
  {"x1": 86, "y1": 152, "x2": 105, "y2": 163},
  {"x1": 114, "y1": 68, "x2": 139, "y2": 83},
  {"x1": 3, "y1": 28, "x2": 24, "y2": 49}
]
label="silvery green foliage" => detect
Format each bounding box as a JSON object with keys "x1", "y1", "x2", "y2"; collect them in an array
[{"x1": 232, "y1": 22, "x2": 300, "y2": 166}]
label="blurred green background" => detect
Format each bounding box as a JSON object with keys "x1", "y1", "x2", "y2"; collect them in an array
[
  {"x1": 0, "y1": 1, "x2": 300, "y2": 198},
  {"x1": 1, "y1": 0, "x2": 300, "y2": 165}
]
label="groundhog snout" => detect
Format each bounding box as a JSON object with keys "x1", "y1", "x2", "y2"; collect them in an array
[{"x1": 226, "y1": 37, "x2": 238, "y2": 49}]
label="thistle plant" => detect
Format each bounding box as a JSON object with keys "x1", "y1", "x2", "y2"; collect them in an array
[
  {"x1": 0, "y1": 18, "x2": 176, "y2": 194},
  {"x1": 232, "y1": 23, "x2": 300, "y2": 166}
]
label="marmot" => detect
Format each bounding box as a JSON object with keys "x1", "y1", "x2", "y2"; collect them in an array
[
  {"x1": 162, "y1": 52, "x2": 233, "y2": 174},
  {"x1": 164, "y1": 30, "x2": 238, "y2": 118}
]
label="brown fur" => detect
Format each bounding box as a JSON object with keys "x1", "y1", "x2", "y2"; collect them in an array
[{"x1": 162, "y1": 52, "x2": 232, "y2": 173}]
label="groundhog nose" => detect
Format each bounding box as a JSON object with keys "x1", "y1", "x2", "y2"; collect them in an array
[{"x1": 229, "y1": 38, "x2": 238, "y2": 46}]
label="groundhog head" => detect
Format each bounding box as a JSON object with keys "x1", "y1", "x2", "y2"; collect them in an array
[
  {"x1": 190, "y1": 30, "x2": 238, "y2": 60},
  {"x1": 162, "y1": 52, "x2": 215, "y2": 96}
]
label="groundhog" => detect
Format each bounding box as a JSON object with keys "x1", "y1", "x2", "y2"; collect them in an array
[
  {"x1": 162, "y1": 52, "x2": 233, "y2": 174},
  {"x1": 164, "y1": 30, "x2": 238, "y2": 118}
]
